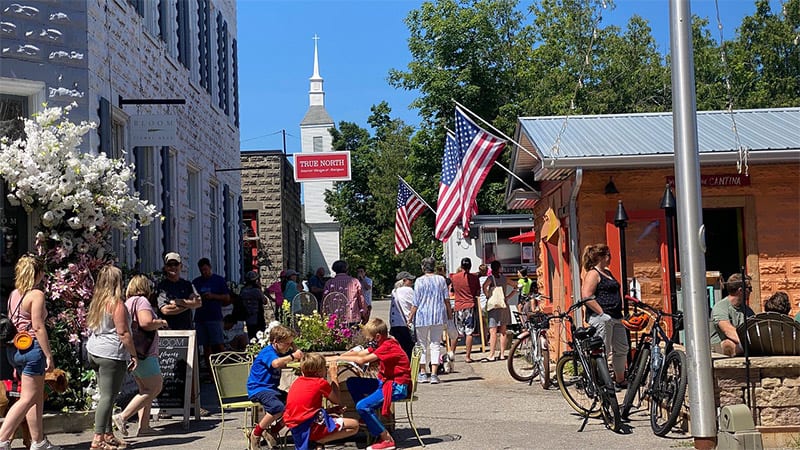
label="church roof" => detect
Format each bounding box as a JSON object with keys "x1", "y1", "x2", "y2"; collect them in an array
[{"x1": 301, "y1": 105, "x2": 334, "y2": 126}]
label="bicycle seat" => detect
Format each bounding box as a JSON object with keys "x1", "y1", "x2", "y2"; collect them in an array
[{"x1": 575, "y1": 326, "x2": 596, "y2": 340}]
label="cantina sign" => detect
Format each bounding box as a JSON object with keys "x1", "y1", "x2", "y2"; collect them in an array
[{"x1": 666, "y1": 174, "x2": 750, "y2": 188}]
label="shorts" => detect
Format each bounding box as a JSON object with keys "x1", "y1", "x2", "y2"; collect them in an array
[
  {"x1": 250, "y1": 389, "x2": 288, "y2": 415},
  {"x1": 132, "y1": 355, "x2": 162, "y2": 378},
  {"x1": 310, "y1": 417, "x2": 345, "y2": 441},
  {"x1": 454, "y1": 309, "x2": 475, "y2": 336},
  {"x1": 7, "y1": 339, "x2": 45, "y2": 376},
  {"x1": 195, "y1": 321, "x2": 225, "y2": 347},
  {"x1": 488, "y1": 307, "x2": 511, "y2": 328}
]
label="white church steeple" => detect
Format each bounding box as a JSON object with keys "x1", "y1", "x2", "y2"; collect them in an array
[{"x1": 309, "y1": 34, "x2": 324, "y2": 107}]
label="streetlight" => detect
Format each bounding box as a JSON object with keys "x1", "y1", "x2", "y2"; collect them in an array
[
  {"x1": 660, "y1": 184, "x2": 680, "y2": 343},
  {"x1": 614, "y1": 200, "x2": 629, "y2": 316}
]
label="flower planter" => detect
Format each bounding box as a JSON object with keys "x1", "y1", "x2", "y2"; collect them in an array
[{"x1": 43, "y1": 410, "x2": 94, "y2": 434}]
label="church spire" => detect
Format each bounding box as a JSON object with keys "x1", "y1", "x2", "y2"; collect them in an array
[{"x1": 309, "y1": 34, "x2": 324, "y2": 107}]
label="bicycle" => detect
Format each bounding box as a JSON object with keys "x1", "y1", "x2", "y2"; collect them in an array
[
  {"x1": 507, "y1": 297, "x2": 551, "y2": 388},
  {"x1": 619, "y1": 295, "x2": 687, "y2": 436},
  {"x1": 553, "y1": 296, "x2": 622, "y2": 433}
]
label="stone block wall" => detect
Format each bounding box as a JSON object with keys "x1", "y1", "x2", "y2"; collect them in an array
[{"x1": 713, "y1": 356, "x2": 800, "y2": 427}]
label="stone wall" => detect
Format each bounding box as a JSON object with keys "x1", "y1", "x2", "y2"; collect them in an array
[
  {"x1": 713, "y1": 356, "x2": 800, "y2": 427},
  {"x1": 240, "y1": 151, "x2": 302, "y2": 284}
]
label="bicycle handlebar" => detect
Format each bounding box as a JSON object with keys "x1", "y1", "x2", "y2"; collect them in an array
[{"x1": 625, "y1": 294, "x2": 682, "y2": 318}]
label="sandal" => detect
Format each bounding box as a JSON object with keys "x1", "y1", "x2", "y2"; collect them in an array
[
  {"x1": 480, "y1": 357, "x2": 497, "y2": 363},
  {"x1": 104, "y1": 435, "x2": 128, "y2": 449},
  {"x1": 90, "y1": 440, "x2": 117, "y2": 450},
  {"x1": 464, "y1": 358, "x2": 475, "y2": 363}
]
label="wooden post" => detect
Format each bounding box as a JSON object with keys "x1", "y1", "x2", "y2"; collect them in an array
[{"x1": 475, "y1": 305, "x2": 487, "y2": 352}]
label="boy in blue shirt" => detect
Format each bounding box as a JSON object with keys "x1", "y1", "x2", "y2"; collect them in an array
[{"x1": 247, "y1": 325, "x2": 303, "y2": 449}]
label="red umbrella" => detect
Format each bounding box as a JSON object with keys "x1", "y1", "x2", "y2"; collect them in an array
[{"x1": 509, "y1": 230, "x2": 537, "y2": 243}]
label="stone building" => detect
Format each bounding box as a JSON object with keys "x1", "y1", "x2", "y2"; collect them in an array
[
  {"x1": 240, "y1": 150, "x2": 303, "y2": 283},
  {"x1": 0, "y1": 0, "x2": 242, "y2": 286}
]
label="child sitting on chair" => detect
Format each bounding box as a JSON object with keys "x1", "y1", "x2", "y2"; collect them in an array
[
  {"x1": 284, "y1": 353, "x2": 359, "y2": 450},
  {"x1": 247, "y1": 325, "x2": 303, "y2": 450},
  {"x1": 335, "y1": 318, "x2": 411, "y2": 450}
]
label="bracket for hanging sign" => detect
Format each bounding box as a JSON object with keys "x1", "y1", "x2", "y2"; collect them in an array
[{"x1": 119, "y1": 96, "x2": 186, "y2": 107}]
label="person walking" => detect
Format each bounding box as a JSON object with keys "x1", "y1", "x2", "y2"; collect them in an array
[
  {"x1": 86, "y1": 265, "x2": 138, "y2": 450},
  {"x1": 481, "y1": 261, "x2": 516, "y2": 362},
  {"x1": 389, "y1": 271, "x2": 416, "y2": 358},
  {"x1": 323, "y1": 261, "x2": 367, "y2": 327},
  {"x1": 580, "y1": 243, "x2": 629, "y2": 387},
  {"x1": 0, "y1": 255, "x2": 61, "y2": 450},
  {"x1": 407, "y1": 257, "x2": 452, "y2": 384},
  {"x1": 192, "y1": 258, "x2": 230, "y2": 379},
  {"x1": 449, "y1": 258, "x2": 480, "y2": 363},
  {"x1": 113, "y1": 275, "x2": 168, "y2": 438}
]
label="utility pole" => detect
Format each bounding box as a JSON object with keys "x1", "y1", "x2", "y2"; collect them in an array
[
  {"x1": 282, "y1": 129, "x2": 287, "y2": 155},
  {"x1": 669, "y1": 1, "x2": 716, "y2": 448}
]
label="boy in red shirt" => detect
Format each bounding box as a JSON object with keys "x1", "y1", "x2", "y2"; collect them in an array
[
  {"x1": 335, "y1": 318, "x2": 411, "y2": 450},
  {"x1": 284, "y1": 353, "x2": 358, "y2": 450}
]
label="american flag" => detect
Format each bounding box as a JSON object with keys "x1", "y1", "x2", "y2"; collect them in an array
[
  {"x1": 435, "y1": 107, "x2": 506, "y2": 240},
  {"x1": 395, "y1": 179, "x2": 426, "y2": 254}
]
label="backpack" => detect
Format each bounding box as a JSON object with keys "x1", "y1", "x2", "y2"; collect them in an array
[
  {"x1": 230, "y1": 292, "x2": 248, "y2": 322},
  {"x1": 0, "y1": 293, "x2": 25, "y2": 345}
]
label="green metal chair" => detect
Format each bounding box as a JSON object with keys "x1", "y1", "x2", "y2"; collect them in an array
[
  {"x1": 209, "y1": 351, "x2": 259, "y2": 450},
  {"x1": 391, "y1": 344, "x2": 425, "y2": 447}
]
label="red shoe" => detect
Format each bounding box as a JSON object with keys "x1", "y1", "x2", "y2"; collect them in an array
[{"x1": 366, "y1": 439, "x2": 396, "y2": 450}]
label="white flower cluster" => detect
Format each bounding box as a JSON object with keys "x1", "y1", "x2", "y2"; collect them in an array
[{"x1": 0, "y1": 104, "x2": 160, "y2": 254}]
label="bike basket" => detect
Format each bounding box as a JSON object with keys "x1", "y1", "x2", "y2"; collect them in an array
[
  {"x1": 529, "y1": 312, "x2": 550, "y2": 330},
  {"x1": 673, "y1": 311, "x2": 685, "y2": 331}
]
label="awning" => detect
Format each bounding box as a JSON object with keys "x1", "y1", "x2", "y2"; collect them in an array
[{"x1": 509, "y1": 230, "x2": 537, "y2": 243}]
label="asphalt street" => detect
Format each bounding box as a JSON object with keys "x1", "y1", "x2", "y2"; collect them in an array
[{"x1": 39, "y1": 298, "x2": 693, "y2": 450}]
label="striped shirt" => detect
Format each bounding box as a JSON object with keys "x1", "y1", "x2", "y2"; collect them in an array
[
  {"x1": 412, "y1": 274, "x2": 448, "y2": 327},
  {"x1": 324, "y1": 274, "x2": 366, "y2": 324}
]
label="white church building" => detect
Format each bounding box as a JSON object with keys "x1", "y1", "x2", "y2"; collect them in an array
[{"x1": 300, "y1": 38, "x2": 340, "y2": 275}]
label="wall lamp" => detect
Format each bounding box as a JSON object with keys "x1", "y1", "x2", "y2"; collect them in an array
[{"x1": 604, "y1": 177, "x2": 620, "y2": 195}]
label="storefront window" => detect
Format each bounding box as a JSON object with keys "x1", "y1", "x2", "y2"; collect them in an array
[{"x1": 1, "y1": 95, "x2": 29, "y2": 300}]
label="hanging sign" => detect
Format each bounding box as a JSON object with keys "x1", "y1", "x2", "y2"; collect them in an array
[
  {"x1": 294, "y1": 151, "x2": 351, "y2": 182},
  {"x1": 130, "y1": 114, "x2": 178, "y2": 147},
  {"x1": 666, "y1": 174, "x2": 750, "y2": 188}
]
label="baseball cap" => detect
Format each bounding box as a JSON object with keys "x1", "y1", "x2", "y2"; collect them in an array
[
  {"x1": 245, "y1": 271, "x2": 259, "y2": 282},
  {"x1": 285, "y1": 269, "x2": 298, "y2": 277},
  {"x1": 396, "y1": 271, "x2": 416, "y2": 281},
  {"x1": 164, "y1": 252, "x2": 181, "y2": 264}
]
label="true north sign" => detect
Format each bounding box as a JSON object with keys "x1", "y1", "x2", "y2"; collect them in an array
[{"x1": 294, "y1": 151, "x2": 351, "y2": 182}]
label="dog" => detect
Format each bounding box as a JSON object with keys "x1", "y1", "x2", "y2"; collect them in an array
[{"x1": 0, "y1": 369, "x2": 68, "y2": 450}]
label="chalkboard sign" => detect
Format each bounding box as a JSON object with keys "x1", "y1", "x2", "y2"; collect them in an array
[{"x1": 154, "y1": 330, "x2": 199, "y2": 428}]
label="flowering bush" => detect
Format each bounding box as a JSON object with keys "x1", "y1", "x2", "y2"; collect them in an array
[
  {"x1": 0, "y1": 104, "x2": 160, "y2": 411},
  {"x1": 294, "y1": 311, "x2": 355, "y2": 352}
]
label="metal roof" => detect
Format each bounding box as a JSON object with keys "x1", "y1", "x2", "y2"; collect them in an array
[{"x1": 512, "y1": 107, "x2": 800, "y2": 182}]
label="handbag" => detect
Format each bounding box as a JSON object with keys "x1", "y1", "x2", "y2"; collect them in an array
[
  {"x1": 486, "y1": 275, "x2": 507, "y2": 311},
  {"x1": 131, "y1": 299, "x2": 156, "y2": 359}
]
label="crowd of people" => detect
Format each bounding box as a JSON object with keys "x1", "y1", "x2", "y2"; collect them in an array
[{"x1": 2, "y1": 248, "x2": 798, "y2": 450}]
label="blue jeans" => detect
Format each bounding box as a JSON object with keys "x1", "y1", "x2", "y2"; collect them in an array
[{"x1": 347, "y1": 378, "x2": 409, "y2": 436}]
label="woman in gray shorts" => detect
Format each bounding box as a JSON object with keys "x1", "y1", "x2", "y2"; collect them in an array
[{"x1": 481, "y1": 261, "x2": 517, "y2": 362}]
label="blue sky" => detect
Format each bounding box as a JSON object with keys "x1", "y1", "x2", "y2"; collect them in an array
[{"x1": 237, "y1": 0, "x2": 780, "y2": 153}]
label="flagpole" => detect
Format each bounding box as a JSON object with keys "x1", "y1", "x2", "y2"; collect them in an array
[
  {"x1": 398, "y1": 176, "x2": 436, "y2": 214},
  {"x1": 451, "y1": 99, "x2": 540, "y2": 163},
  {"x1": 444, "y1": 127, "x2": 537, "y2": 193}
]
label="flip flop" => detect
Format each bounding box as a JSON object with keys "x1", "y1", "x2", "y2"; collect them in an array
[
  {"x1": 480, "y1": 357, "x2": 497, "y2": 363},
  {"x1": 464, "y1": 358, "x2": 475, "y2": 363}
]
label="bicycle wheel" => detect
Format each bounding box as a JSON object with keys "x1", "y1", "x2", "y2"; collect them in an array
[
  {"x1": 508, "y1": 334, "x2": 537, "y2": 382},
  {"x1": 555, "y1": 353, "x2": 601, "y2": 418},
  {"x1": 650, "y1": 349, "x2": 688, "y2": 436},
  {"x1": 538, "y1": 334, "x2": 550, "y2": 389},
  {"x1": 621, "y1": 344, "x2": 651, "y2": 418},
  {"x1": 593, "y1": 355, "x2": 622, "y2": 432}
]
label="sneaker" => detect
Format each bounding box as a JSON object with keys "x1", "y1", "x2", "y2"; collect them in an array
[
  {"x1": 262, "y1": 432, "x2": 278, "y2": 449},
  {"x1": 0, "y1": 441, "x2": 11, "y2": 450},
  {"x1": 112, "y1": 413, "x2": 128, "y2": 436},
  {"x1": 249, "y1": 430, "x2": 262, "y2": 450},
  {"x1": 366, "y1": 439, "x2": 396, "y2": 450},
  {"x1": 429, "y1": 374, "x2": 441, "y2": 384},
  {"x1": 136, "y1": 427, "x2": 160, "y2": 437},
  {"x1": 417, "y1": 373, "x2": 429, "y2": 384},
  {"x1": 31, "y1": 438, "x2": 61, "y2": 450}
]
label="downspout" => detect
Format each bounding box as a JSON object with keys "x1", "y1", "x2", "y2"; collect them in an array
[{"x1": 569, "y1": 168, "x2": 583, "y2": 325}]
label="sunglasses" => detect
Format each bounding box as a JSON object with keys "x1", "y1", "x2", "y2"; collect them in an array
[{"x1": 166, "y1": 261, "x2": 180, "y2": 267}]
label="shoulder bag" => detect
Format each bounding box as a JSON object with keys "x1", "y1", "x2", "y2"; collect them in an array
[
  {"x1": 486, "y1": 275, "x2": 507, "y2": 311},
  {"x1": 131, "y1": 298, "x2": 156, "y2": 359}
]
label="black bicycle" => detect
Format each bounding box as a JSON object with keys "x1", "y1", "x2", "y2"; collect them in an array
[
  {"x1": 553, "y1": 296, "x2": 622, "y2": 433},
  {"x1": 619, "y1": 295, "x2": 687, "y2": 436}
]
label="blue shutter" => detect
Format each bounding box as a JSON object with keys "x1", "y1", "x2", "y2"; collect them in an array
[
  {"x1": 222, "y1": 184, "x2": 230, "y2": 278},
  {"x1": 160, "y1": 147, "x2": 172, "y2": 255},
  {"x1": 98, "y1": 97, "x2": 111, "y2": 155},
  {"x1": 238, "y1": 195, "x2": 244, "y2": 282}
]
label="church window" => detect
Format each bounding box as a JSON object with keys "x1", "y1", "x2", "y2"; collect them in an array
[{"x1": 313, "y1": 136, "x2": 323, "y2": 152}]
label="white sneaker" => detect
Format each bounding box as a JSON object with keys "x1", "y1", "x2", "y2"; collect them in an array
[
  {"x1": 112, "y1": 413, "x2": 128, "y2": 436},
  {"x1": 31, "y1": 438, "x2": 61, "y2": 450},
  {"x1": 429, "y1": 374, "x2": 441, "y2": 384},
  {"x1": 0, "y1": 440, "x2": 10, "y2": 450},
  {"x1": 417, "y1": 373, "x2": 429, "y2": 383}
]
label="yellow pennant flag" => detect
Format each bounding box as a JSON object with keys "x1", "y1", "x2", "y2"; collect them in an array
[{"x1": 540, "y1": 207, "x2": 560, "y2": 242}]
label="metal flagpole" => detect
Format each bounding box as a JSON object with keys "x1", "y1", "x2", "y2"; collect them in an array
[
  {"x1": 444, "y1": 127, "x2": 538, "y2": 193},
  {"x1": 397, "y1": 175, "x2": 436, "y2": 214},
  {"x1": 669, "y1": 1, "x2": 717, "y2": 448},
  {"x1": 451, "y1": 99, "x2": 541, "y2": 163}
]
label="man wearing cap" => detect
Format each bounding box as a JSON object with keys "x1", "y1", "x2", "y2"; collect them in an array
[
  {"x1": 157, "y1": 252, "x2": 202, "y2": 330},
  {"x1": 192, "y1": 258, "x2": 231, "y2": 373},
  {"x1": 449, "y1": 258, "x2": 481, "y2": 363},
  {"x1": 323, "y1": 260, "x2": 367, "y2": 327},
  {"x1": 390, "y1": 271, "x2": 416, "y2": 357}
]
